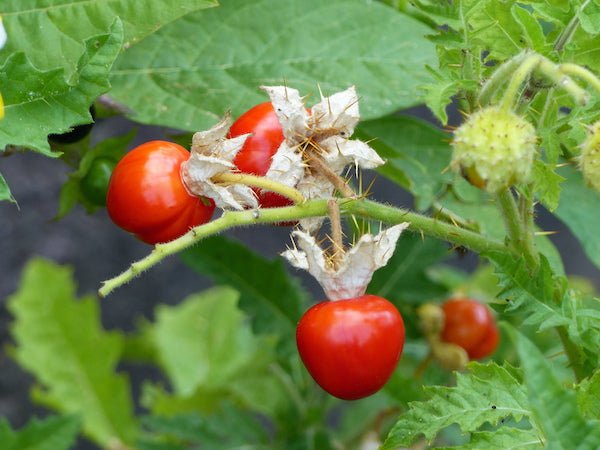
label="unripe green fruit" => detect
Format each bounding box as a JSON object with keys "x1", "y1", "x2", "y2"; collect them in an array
[
  {"x1": 580, "y1": 121, "x2": 600, "y2": 193},
  {"x1": 451, "y1": 107, "x2": 537, "y2": 193},
  {"x1": 81, "y1": 157, "x2": 115, "y2": 206}
]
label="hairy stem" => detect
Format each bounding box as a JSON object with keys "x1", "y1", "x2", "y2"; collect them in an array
[
  {"x1": 494, "y1": 53, "x2": 588, "y2": 112},
  {"x1": 307, "y1": 154, "x2": 356, "y2": 198},
  {"x1": 553, "y1": 0, "x2": 591, "y2": 53},
  {"x1": 99, "y1": 198, "x2": 509, "y2": 297},
  {"x1": 537, "y1": 57, "x2": 589, "y2": 106},
  {"x1": 499, "y1": 53, "x2": 541, "y2": 112},
  {"x1": 497, "y1": 189, "x2": 539, "y2": 270},
  {"x1": 479, "y1": 52, "x2": 528, "y2": 107},
  {"x1": 327, "y1": 199, "x2": 344, "y2": 268},
  {"x1": 559, "y1": 63, "x2": 600, "y2": 95},
  {"x1": 557, "y1": 326, "x2": 585, "y2": 382},
  {"x1": 519, "y1": 188, "x2": 539, "y2": 270},
  {"x1": 212, "y1": 172, "x2": 305, "y2": 204}
]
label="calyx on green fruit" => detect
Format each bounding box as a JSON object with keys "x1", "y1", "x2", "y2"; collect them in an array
[
  {"x1": 451, "y1": 106, "x2": 537, "y2": 193},
  {"x1": 580, "y1": 121, "x2": 600, "y2": 192}
]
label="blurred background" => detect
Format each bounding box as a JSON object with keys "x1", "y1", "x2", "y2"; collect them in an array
[{"x1": 1, "y1": 104, "x2": 598, "y2": 440}]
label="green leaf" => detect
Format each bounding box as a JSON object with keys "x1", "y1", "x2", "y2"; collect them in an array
[
  {"x1": 180, "y1": 235, "x2": 308, "y2": 355},
  {"x1": 533, "y1": 160, "x2": 565, "y2": 211},
  {"x1": 511, "y1": 4, "x2": 548, "y2": 53},
  {"x1": 138, "y1": 406, "x2": 270, "y2": 450},
  {"x1": 0, "y1": 171, "x2": 15, "y2": 203},
  {"x1": 508, "y1": 325, "x2": 600, "y2": 449},
  {"x1": 489, "y1": 252, "x2": 600, "y2": 368},
  {"x1": 1, "y1": 0, "x2": 217, "y2": 74},
  {"x1": 7, "y1": 258, "x2": 137, "y2": 447},
  {"x1": 553, "y1": 165, "x2": 600, "y2": 271},
  {"x1": 438, "y1": 426, "x2": 543, "y2": 449},
  {"x1": 381, "y1": 362, "x2": 532, "y2": 449},
  {"x1": 0, "y1": 20, "x2": 123, "y2": 156},
  {"x1": 421, "y1": 77, "x2": 461, "y2": 125},
  {"x1": 577, "y1": 370, "x2": 600, "y2": 421},
  {"x1": 357, "y1": 115, "x2": 453, "y2": 210},
  {"x1": 461, "y1": 0, "x2": 524, "y2": 60},
  {"x1": 0, "y1": 415, "x2": 80, "y2": 450},
  {"x1": 109, "y1": 0, "x2": 436, "y2": 131},
  {"x1": 578, "y1": 0, "x2": 600, "y2": 34},
  {"x1": 368, "y1": 232, "x2": 449, "y2": 304},
  {"x1": 145, "y1": 287, "x2": 286, "y2": 416}
]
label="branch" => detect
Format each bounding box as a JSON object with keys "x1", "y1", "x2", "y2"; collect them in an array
[{"x1": 99, "y1": 198, "x2": 509, "y2": 298}]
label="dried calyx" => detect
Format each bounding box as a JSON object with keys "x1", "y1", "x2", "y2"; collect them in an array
[
  {"x1": 262, "y1": 85, "x2": 385, "y2": 231},
  {"x1": 282, "y1": 223, "x2": 408, "y2": 301},
  {"x1": 181, "y1": 114, "x2": 258, "y2": 210}
]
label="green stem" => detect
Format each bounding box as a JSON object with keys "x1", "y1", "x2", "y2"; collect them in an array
[
  {"x1": 557, "y1": 326, "x2": 585, "y2": 382},
  {"x1": 496, "y1": 189, "x2": 539, "y2": 270},
  {"x1": 492, "y1": 53, "x2": 589, "y2": 111},
  {"x1": 553, "y1": 0, "x2": 591, "y2": 53},
  {"x1": 341, "y1": 199, "x2": 507, "y2": 254},
  {"x1": 99, "y1": 198, "x2": 508, "y2": 297},
  {"x1": 519, "y1": 188, "x2": 539, "y2": 269},
  {"x1": 537, "y1": 87, "x2": 556, "y2": 129},
  {"x1": 212, "y1": 172, "x2": 305, "y2": 204},
  {"x1": 269, "y1": 363, "x2": 307, "y2": 416},
  {"x1": 478, "y1": 51, "x2": 528, "y2": 107},
  {"x1": 499, "y1": 53, "x2": 541, "y2": 112},
  {"x1": 537, "y1": 57, "x2": 589, "y2": 106},
  {"x1": 559, "y1": 63, "x2": 600, "y2": 95}
]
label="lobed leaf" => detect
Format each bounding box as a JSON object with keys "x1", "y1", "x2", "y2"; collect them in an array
[
  {"x1": 437, "y1": 426, "x2": 543, "y2": 449},
  {"x1": 0, "y1": 415, "x2": 80, "y2": 450},
  {"x1": 7, "y1": 258, "x2": 137, "y2": 447},
  {"x1": 381, "y1": 362, "x2": 532, "y2": 449},
  {"x1": 509, "y1": 326, "x2": 600, "y2": 449},
  {"x1": 489, "y1": 252, "x2": 600, "y2": 368},
  {"x1": 109, "y1": 0, "x2": 436, "y2": 131},
  {"x1": 577, "y1": 370, "x2": 600, "y2": 421},
  {"x1": 138, "y1": 405, "x2": 270, "y2": 450},
  {"x1": 144, "y1": 286, "x2": 287, "y2": 417},
  {"x1": 0, "y1": 20, "x2": 123, "y2": 157}
]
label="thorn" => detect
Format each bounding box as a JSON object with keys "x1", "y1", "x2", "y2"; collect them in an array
[{"x1": 534, "y1": 230, "x2": 558, "y2": 236}]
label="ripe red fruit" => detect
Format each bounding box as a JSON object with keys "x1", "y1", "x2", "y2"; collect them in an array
[
  {"x1": 106, "y1": 141, "x2": 215, "y2": 244},
  {"x1": 441, "y1": 298, "x2": 499, "y2": 359},
  {"x1": 296, "y1": 295, "x2": 405, "y2": 400},
  {"x1": 228, "y1": 102, "x2": 293, "y2": 209}
]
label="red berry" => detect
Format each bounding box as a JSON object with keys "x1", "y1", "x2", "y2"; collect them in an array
[
  {"x1": 107, "y1": 141, "x2": 215, "y2": 244},
  {"x1": 441, "y1": 298, "x2": 499, "y2": 359},
  {"x1": 229, "y1": 102, "x2": 293, "y2": 209},
  {"x1": 296, "y1": 295, "x2": 405, "y2": 400}
]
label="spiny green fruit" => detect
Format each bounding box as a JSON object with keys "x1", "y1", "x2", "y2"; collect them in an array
[
  {"x1": 580, "y1": 121, "x2": 600, "y2": 192},
  {"x1": 451, "y1": 106, "x2": 537, "y2": 193}
]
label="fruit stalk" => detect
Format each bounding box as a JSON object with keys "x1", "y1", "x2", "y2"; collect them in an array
[
  {"x1": 212, "y1": 172, "x2": 305, "y2": 204},
  {"x1": 559, "y1": 63, "x2": 600, "y2": 95}
]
